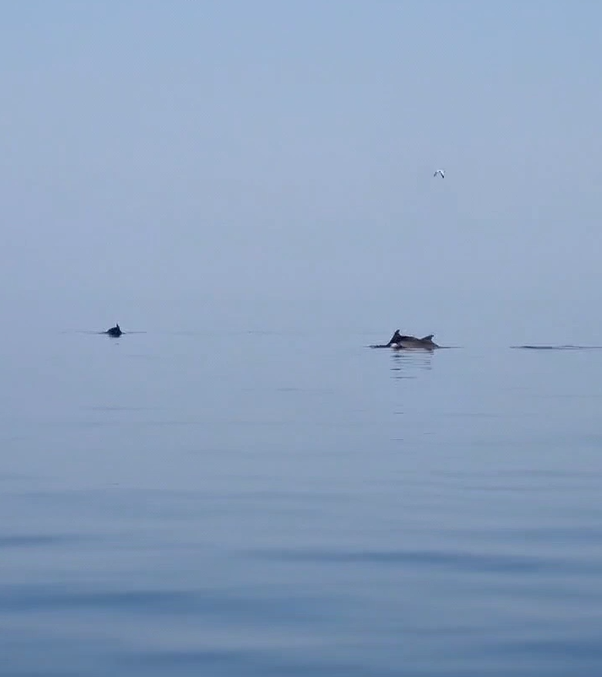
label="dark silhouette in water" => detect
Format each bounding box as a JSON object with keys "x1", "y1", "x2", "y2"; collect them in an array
[
  {"x1": 105, "y1": 324, "x2": 122, "y2": 337},
  {"x1": 511, "y1": 344, "x2": 602, "y2": 350},
  {"x1": 370, "y1": 330, "x2": 440, "y2": 350}
]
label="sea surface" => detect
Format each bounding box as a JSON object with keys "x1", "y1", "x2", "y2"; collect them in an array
[{"x1": 2, "y1": 304, "x2": 602, "y2": 676}]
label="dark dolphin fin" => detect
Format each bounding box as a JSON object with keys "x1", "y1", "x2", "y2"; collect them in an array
[
  {"x1": 105, "y1": 324, "x2": 123, "y2": 337},
  {"x1": 418, "y1": 334, "x2": 440, "y2": 348},
  {"x1": 370, "y1": 330, "x2": 402, "y2": 349},
  {"x1": 386, "y1": 330, "x2": 403, "y2": 347}
]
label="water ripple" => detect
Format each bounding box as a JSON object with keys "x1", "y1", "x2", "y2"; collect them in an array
[
  {"x1": 0, "y1": 534, "x2": 85, "y2": 549},
  {"x1": 123, "y1": 649, "x2": 401, "y2": 677},
  {"x1": 0, "y1": 585, "x2": 329, "y2": 623},
  {"x1": 252, "y1": 547, "x2": 597, "y2": 575}
]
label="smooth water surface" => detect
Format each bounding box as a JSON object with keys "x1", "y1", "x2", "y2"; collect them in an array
[{"x1": 2, "y1": 312, "x2": 602, "y2": 676}]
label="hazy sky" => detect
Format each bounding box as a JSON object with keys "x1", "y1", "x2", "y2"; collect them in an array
[{"x1": 1, "y1": 1, "x2": 601, "y2": 329}]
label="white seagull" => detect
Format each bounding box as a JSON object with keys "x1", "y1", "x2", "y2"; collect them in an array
[{"x1": 433, "y1": 169, "x2": 445, "y2": 179}]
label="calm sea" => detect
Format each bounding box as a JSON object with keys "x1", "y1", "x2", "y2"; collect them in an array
[{"x1": 2, "y1": 301, "x2": 602, "y2": 676}]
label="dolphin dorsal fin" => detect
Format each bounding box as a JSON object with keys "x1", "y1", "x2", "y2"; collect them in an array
[
  {"x1": 420, "y1": 334, "x2": 434, "y2": 341},
  {"x1": 386, "y1": 330, "x2": 403, "y2": 347}
]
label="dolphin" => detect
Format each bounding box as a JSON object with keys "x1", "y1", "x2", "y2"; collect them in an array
[
  {"x1": 370, "y1": 330, "x2": 440, "y2": 350},
  {"x1": 105, "y1": 323, "x2": 123, "y2": 337},
  {"x1": 392, "y1": 333, "x2": 439, "y2": 350}
]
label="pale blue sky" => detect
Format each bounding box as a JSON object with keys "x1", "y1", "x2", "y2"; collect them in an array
[{"x1": 1, "y1": 1, "x2": 601, "y2": 331}]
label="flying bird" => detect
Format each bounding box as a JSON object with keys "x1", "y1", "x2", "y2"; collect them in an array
[{"x1": 433, "y1": 169, "x2": 445, "y2": 178}]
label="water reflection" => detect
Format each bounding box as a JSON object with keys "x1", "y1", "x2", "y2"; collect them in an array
[{"x1": 389, "y1": 350, "x2": 434, "y2": 380}]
